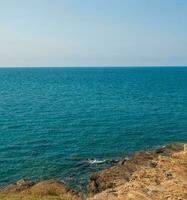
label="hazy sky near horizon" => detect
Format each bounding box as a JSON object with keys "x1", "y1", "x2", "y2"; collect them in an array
[{"x1": 0, "y1": 0, "x2": 187, "y2": 67}]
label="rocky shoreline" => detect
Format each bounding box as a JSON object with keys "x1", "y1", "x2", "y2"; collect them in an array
[{"x1": 0, "y1": 143, "x2": 186, "y2": 200}]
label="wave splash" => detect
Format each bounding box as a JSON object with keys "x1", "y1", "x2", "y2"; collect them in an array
[{"x1": 86, "y1": 159, "x2": 107, "y2": 165}]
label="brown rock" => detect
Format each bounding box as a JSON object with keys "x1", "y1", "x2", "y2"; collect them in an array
[
  {"x1": 1, "y1": 179, "x2": 81, "y2": 200},
  {"x1": 2, "y1": 179, "x2": 34, "y2": 193},
  {"x1": 88, "y1": 143, "x2": 187, "y2": 200}
]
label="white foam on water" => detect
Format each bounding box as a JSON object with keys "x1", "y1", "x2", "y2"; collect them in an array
[{"x1": 87, "y1": 159, "x2": 106, "y2": 164}]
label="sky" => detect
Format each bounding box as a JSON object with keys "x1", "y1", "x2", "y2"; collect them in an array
[{"x1": 0, "y1": 0, "x2": 187, "y2": 67}]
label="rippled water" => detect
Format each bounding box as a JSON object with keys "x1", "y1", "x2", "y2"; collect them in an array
[{"x1": 0, "y1": 67, "x2": 187, "y2": 189}]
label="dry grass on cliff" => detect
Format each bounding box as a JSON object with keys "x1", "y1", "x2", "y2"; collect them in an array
[
  {"x1": 0, "y1": 194, "x2": 76, "y2": 200},
  {"x1": 0, "y1": 194, "x2": 59, "y2": 200}
]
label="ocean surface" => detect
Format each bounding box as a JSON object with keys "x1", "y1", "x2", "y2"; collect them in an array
[{"x1": 0, "y1": 67, "x2": 187, "y2": 190}]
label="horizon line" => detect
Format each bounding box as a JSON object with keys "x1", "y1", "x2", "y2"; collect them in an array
[{"x1": 0, "y1": 65, "x2": 187, "y2": 69}]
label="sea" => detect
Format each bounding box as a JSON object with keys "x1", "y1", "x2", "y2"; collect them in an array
[{"x1": 0, "y1": 67, "x2": 187, "y2": 190}]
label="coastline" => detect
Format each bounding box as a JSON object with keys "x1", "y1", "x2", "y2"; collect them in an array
[{"x1": 0, "y1": 143, "x2": 186, "y2": 200}]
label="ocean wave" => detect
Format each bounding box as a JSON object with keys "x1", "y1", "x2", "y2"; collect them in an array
[{"x1": 86, "y1": 159, "x2": 107, "y2": 165}]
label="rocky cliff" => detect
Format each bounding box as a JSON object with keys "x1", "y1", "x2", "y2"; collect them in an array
[
  {"x1": 88, "y1": 143, "x2": 187, "y2": 200},
  {"x1": 0, "y1": 143, "x2": 186, "y2": 200}
]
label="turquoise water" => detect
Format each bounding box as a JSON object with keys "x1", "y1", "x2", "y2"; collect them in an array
[{"x1": 0, "y1": 67, "x2": 187, "y2": 189}]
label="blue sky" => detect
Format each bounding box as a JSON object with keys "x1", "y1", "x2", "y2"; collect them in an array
[{"x1": 0, "y1": 0, "x2": 187, "y2": 67}]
